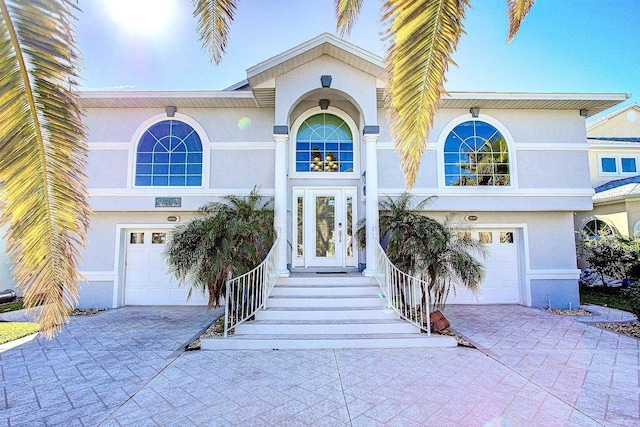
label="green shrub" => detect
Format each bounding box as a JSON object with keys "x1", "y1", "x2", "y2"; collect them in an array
[
  {"x1": 577, "y1": 232, "x2": 640, "y2": 285},
  {"x1": 621, "y1": 284, "x2": 640, "y2": 317}
]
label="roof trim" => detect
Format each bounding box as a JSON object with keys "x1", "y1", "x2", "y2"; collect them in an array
[
  {"x1": 246, "y1": 33, "x2": 385, "y2": 88},
  {"x1": 586, "y1": 102, "x2": 638, "y2": 131},
  {"x1": 77, "y1": 90, "x2": 258, "y2": 108}
]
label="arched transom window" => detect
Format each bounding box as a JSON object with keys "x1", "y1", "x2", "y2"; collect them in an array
[
  {"x1": 582, "y1": 219, "x2": 615, "y2": 238},
  {"x1": 444, "y1": 120, "x2": 510, "y2": 186},
  {"x1": 296, "y1": 114, "x2": 353, "y2": 173},
  {"x1": 135, "y1": 119, "x2": 203, "y2": 186}
]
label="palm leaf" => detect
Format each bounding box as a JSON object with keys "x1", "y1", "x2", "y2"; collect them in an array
[
  {"x1": 382, "y1": 0, "x2": 470, "y2": 188},
  {"x1": 0, "y1": 0, "x2": 89, "y2": 338},
  {"x1": 193, "y1": 0, "x2": 238, "y2": 65},
  {"x1": 335, "y1": 0, "x2": 363, "y2": 36},
  {"x1": 506, "y1": 0, "x2": 535, "y2": 43}
]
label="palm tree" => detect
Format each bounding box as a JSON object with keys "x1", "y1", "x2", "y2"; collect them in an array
[
  {"x1": 0, "y1": 1, "x2": 89, "y2": 338},
  {"x1": 453, "y1": 135, "x2": 510, "y2": 186},
  {"x1": 196, "y1": 0, "x2": 535, "y2": 188},
  {"x1": 164, "y1": 187, "x2": 275, "y2": 308},
  {"x1": 365, "y1": 193, "x2": 485, "y2": 309}
]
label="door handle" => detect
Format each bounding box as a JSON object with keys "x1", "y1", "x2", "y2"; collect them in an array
[{"x1": 338, "y1": 223, "x2": 342, "y2": 243}]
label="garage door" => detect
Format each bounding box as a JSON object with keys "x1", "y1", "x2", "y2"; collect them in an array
[
  {"x1": 125, "y1": 229, "x2": 208, "y2": 305},
  {"x1": 447, "y1": 229, "x2": 520, "y2": 304}
]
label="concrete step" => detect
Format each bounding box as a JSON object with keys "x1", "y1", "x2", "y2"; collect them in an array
[
  {"x1": 277, "y1": 276, "x2": 376, "y2": 286},
  {"x1": 254, "y1": 307, "x2": 398, "y2": 321},
  {"x1": 201, "y1": 333, "x2": 457, "y2": 350},
  {"x1": 270, "y1": 285, "x2": 380, "y2": 297},
  {"x1": 267, "y1": 295, "x2": 386, "y2": 308},
  {"x1": 234, "y1": 319, "x2": 418, "y2": 335}
]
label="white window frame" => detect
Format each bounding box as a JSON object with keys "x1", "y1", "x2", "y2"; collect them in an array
[
  {"x1": 597, "y1": 154, "x2": 639, "y2": 176},
  {"x1": 127, "y1": 113, "x2": 210, "y2": 190},
  {"x1": 289, "y1": 107, "x2": 361, "y2": 180},
  {"x1": 437, "y1": 114, "x2": 518, "y2": 189}
]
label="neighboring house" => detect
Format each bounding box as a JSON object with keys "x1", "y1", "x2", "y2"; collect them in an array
[
  {"x1": 575, "y1": 103, "x2": 640, "y2": 241},
  {"x1": 0, "y1": 34, "x2": 627, "y2": 310}
]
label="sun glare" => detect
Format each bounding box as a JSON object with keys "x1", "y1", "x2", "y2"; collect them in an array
[{"x1": 108, "y1": 0, "x2": 174, "y2": 35}]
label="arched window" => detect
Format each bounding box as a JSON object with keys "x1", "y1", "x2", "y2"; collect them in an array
[
  {"x1": 444, "y1": 120, "x2": 510, "y2": 186},
  {"x1": 135, "y1": 120, "x2": 203, "y2": 186},
  {"x1": 295, "y1": 113, "x2": 353, "y2": 173},
  {"x1": 582, "y1": 219, "x2": 616, "y2": 238}
]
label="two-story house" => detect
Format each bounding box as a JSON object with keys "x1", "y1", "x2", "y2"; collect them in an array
[{"x1": 1, "y1": 34, "x2": 626, "y2": 311}]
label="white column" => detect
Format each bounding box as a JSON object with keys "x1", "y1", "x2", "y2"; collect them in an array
[
  {"x1": 273, "y1": 130, "x2": 290, "y2": 277},
  {"x1": 363, "y1": 130, "x2": 380, "y2": 276}
]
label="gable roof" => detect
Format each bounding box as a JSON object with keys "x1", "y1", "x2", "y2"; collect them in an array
[
  {"x1": 587, "y1": 102, "x2": 639, "y2": 132},
  {"x1": 246, "y1": 33, "x2": 385, "y2": 88}
]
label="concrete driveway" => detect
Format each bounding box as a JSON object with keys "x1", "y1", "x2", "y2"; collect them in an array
[
  {"x1": 1, "y1": 305, "x2": 638, "y2": 426},
  {"x1": 0, "y1": 306, "x2": 217, "y2": 427}
]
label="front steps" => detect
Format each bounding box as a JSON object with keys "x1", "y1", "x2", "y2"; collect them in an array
[{"x1": 201, "y1": 274, "x2": 457, "y2": 350}]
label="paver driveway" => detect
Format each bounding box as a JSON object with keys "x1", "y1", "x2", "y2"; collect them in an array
[
  {"x1": 2, "y1": 305, "x2": 639, "y2": 426},
  {"x1": 0, "y1": 306, "x2": 217, "y2": 427}
]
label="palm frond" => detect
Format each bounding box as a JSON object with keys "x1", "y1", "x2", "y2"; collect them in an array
[
  {"x1": 506, "y1": 0, "x2": 535, "y2": 43},
  {"x1": 335, "y1": 0, "x2": 363, "y2": 36},
  {"x1": 0, "y1": 0, "x2": 89, "y2": 338},
  {"x1": 382, "y1": 0, "x2": 469, "y2": 188},
  {"x1": 193, "y1": 0, "x2": 238, "y2": 65}
]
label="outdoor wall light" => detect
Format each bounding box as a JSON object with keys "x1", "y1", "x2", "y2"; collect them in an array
[
  {"x1": 470, "y1": 107, "x2": 480, "y2": 118},
  {"x1": 166, "y1": 106, "x2": 177, "y2": 117},
  {"x1": 319, "y1": 99, "x2": 330, "y2": 110},
  {"x1": 465, "y1": 215, "x2": 478, "y2": 221},
  {"x1": 320, "y1": 75, "x2": 332, "y2": 88},
  {"x1": 580, "y1": 109, "x2": 589, "y2": 117},
  {"x1": 167, "y1": 216, "x2": 180, "y2": 222}
]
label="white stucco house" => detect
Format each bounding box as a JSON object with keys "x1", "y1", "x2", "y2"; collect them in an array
[
  {"x1": 575, "y1": 103, "x2": 640, "y2": 241},
  {"x1": 0, "y1": 34, "x2": 627, "y2": 311}
]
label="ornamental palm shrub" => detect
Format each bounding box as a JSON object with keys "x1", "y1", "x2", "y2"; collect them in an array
[
  {"x1": 164, "y1": 187, "x2": 275, "y2": 308},
  {"x1": 364, "y1": 193, "x2": 485, "y2": 311}
]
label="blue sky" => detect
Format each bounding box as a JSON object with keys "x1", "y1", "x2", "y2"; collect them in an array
[{"x1": 76, "y1": 0, "x2": 640, "y2": 117}]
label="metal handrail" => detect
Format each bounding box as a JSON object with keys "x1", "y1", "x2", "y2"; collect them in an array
[
  {"x1": 224, "y1": 237, "x2": 279, "y2": 337},
  {"x1": 372, "y1": 241, "x2": 431, "y2": 335}
]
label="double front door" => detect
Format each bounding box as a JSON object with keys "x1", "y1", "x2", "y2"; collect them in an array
[{"x1": 292, "y1": 187, "x2": 357, "y2": 268}]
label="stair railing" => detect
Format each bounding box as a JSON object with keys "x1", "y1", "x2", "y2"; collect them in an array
[
  {"x1": 373, "y1": 241, "x2": 431, "y2": 335},
  {"x1": 224, "y1": 236, "x2": 279, "y2": 337}
]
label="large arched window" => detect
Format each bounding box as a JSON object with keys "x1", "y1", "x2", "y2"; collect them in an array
[
  {"x1": 135, "y1": 119, "x2": 203, "y2": 186},
  {"x1": 295, "y1": 113, "x2": 353, "y2": 173},
  {"x1": 444, "y1": 120, "x2": 510, "y2": 186}
]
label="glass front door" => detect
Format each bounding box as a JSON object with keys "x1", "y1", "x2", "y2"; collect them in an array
[{"x1": 293, "y1": 187, "x2": 357, "y2": 268}]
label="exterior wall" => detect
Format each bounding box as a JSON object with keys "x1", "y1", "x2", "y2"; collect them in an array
[
  {"x1": 274, "y1": 55, "x2": 378, "y2": 127},
  {"x1": 85, "y1": 107, "x2": 277, "y2": 215},
  {"x1": 377, "y1": 108, "x2": 593, "y2": 212},
  {"x1": 587, "y1": 145, "x2": 640, "y2": 187},
  {"x1": 426, "y1": 211, "x2": 579, "y2": 309},
  {"x1": 588, "y1": 106, "x2": 640, "y2": 137},
  {"x1": 80, "y1": 211, "x2": 201, "y2": 308}
]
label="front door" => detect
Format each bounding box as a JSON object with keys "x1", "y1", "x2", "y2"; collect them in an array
[{"x1": 293, "y1": 187, "x2": 357, "y2": 268}]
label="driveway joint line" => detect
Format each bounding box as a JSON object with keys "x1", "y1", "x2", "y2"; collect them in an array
[
  {"x1": 452, "y1": 327, "x2": 608, "y2": 426},
  {"x1": 96, "y1": 349, "x2": 184, "y2": 426},
  {"x1": 332, "y1": 349, "x2": 353, "y2": 426}
]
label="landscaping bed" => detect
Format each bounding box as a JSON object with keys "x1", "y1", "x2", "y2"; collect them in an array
[
  {"x1": 0, "y1": 298, "x2": 24, "y2": 314},
  {"x1": 0, "y1": 322, "x2": 39, "y2": 344}
]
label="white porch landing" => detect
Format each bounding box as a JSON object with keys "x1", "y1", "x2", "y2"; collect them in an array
[{"x1": 201, "y1": 274, "x2": 456, "y2": 350}]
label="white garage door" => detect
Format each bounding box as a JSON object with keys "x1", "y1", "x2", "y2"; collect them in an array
[
  {"x1": 447, "y1": 229, "x2": 520, "y2": 304},
  {"x1": 125, "y1": 229, "x2": 208, "y2": 305}
]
